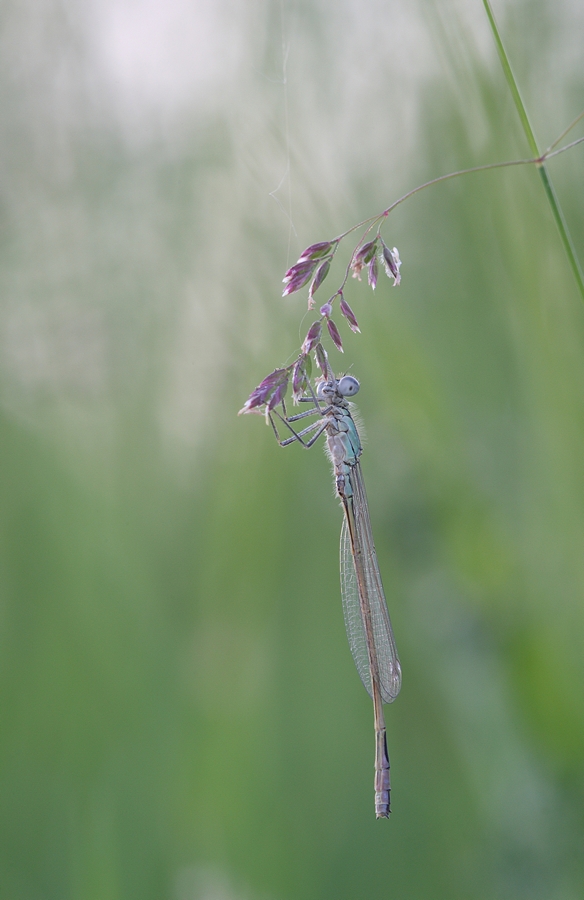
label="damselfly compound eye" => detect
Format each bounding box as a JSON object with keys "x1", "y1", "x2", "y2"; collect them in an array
[{"x1": 337, "y1": 375, "x2": 360, "y2": 397}]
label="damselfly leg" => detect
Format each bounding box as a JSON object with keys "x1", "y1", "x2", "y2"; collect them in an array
[{"x1": 268, "y1": 388, "x2": 336, "y2": 448}]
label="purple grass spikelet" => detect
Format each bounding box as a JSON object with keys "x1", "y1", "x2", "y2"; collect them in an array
[
  {"x1": 292, "y1": 356, "x2": 310, "y2": 403},
  {"x1": 308, "y1": 259, "x2": 331, "y2": 303},
  {"x1": 315, "y1": 342, "x2": 330, "y2": 377},
  {"x1": 266, "y1": 378, "x2": 288, "y2": 412},
  {"x1": 302, "y1": 320, "x2": 322, "y2": 355},
  {"x1": 352, "y1": 238, "x2": 378, "y2": 280},
  {"x1": 238, "y1": 367, "x2": 290, "y2": 415},
  {"x1": 380, "y1": 241, "x2": 401, "y2": 286},
  {"x1": 298, "y1": 240, "x2": 336, "y2": 262},
  {"x1": 282, "y1": 259, "x2": 318, "y2": 296},
  {"x1": 368, "y1": 256, "x2": 378, "y2": 290},
  {"x1": 327, "y1": 318, "x2": 344, "y2": 352},
  {"x1": 339, "y1": 296, "x2": 360, "y2": 333}
]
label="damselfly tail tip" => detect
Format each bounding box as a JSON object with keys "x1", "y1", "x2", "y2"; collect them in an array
[{"x1": 374, "y1": 791, "x2": 391, "y2": 819}]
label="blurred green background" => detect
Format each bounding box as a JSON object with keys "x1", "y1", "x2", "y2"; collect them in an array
[{"x1": 1, "y1": 0, "x2": 583, "y2": 897}]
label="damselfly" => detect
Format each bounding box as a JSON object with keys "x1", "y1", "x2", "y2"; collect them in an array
[{"x1": 269, "y1": 373, "x2": 401, "y2": 818}]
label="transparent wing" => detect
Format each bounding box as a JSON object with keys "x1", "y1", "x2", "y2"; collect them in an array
[{"x1": 340, "y1": 462, "x2": 402, "y2": 703}]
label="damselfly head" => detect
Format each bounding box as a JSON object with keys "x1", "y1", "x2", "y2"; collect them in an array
[{"x1": 337, "y1": 375, "x2": 360, "y2": 397}]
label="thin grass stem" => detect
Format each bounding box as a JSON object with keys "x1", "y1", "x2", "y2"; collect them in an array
[
  {"x1": 545, "y1": 110, "x2": 584, "y2": 155},
  {"x1": 482, "y1": 0, "x2": 584, "y2": 301}
]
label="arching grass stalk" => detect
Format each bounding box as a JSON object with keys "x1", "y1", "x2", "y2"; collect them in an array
[
  {"x1": 239, "y1": 121, "x2": 584, "y2": 416},
  {"x1": 482, "y1": 0, "x2": 584, "y2": 301}
]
